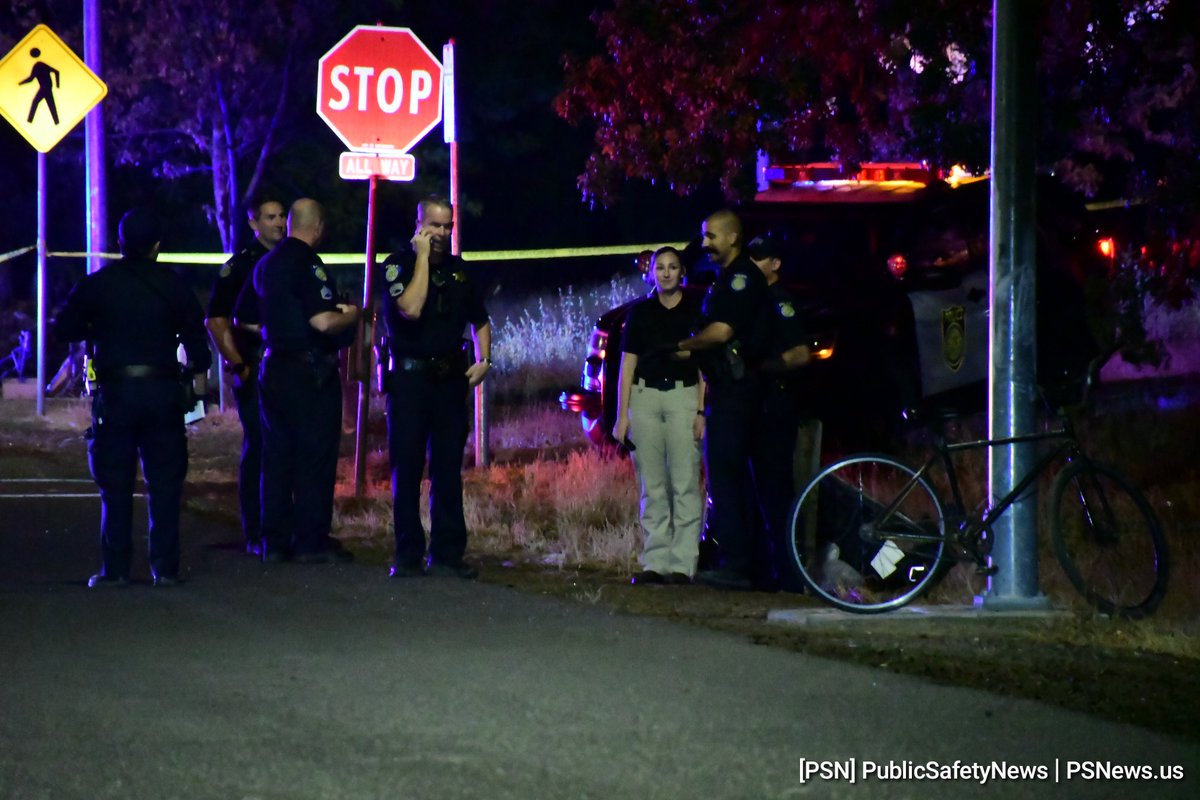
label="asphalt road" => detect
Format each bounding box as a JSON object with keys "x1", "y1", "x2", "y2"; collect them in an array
[{"x1": 1, "y1": 453, "x2": 1197, "y2": 800}]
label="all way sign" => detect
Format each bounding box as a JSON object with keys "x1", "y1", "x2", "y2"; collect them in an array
[{"x1": 338, "y1": 151, "x2": 415, "y2": 181}]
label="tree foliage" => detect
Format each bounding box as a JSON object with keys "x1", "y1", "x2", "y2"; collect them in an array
[
  {"x1": 557, "y1": 0, "x2": 1198, "y2": 241},
  {"x1": 102, "y1": 0, "x2": 333, "y2": 252}
]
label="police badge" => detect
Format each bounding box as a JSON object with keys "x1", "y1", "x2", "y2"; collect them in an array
[
  {"x1": 942, "y1": 305, "x2": 965, "y2": 371},
  {"x1": 385, "y1": 264, "x2": 399, "y2": 283},
  {"x1": 778, "y1": 301, "x2": 795, "y2": 318},
  {"x1": 730, "y1": 273, "x2": 747, "y2": 291}
]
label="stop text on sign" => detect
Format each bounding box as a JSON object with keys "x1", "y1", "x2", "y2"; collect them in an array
[
  {"x1": 325, "y1": 66, "x2": 434, "y2": 115},
  {"x1": 316, "y1": 25, "x2": 443, "y2": 154}
]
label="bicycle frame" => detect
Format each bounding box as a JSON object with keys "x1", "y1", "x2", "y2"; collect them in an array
[{"x1": 869, "y1": 422, "x2": 1088, "y2": 565}]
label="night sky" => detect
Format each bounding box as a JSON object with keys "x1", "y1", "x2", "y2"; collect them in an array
[{"x1": 0, "y1": 1, "x2": 720, "y2": 287}]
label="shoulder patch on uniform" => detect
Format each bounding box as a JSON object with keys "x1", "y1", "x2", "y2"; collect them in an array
[
  {"x1": 730, "y1": 273, "x2": 747, "y2": 291},
  {"x1": 778, "y1": 301, "x2": 795, "y2": 318},
  {"x1": 313, "y1": 265, "x2": 328, "y2": 282},
  {"x1": 385, "y1": 264, "x2": 399, "y2": 283},
  {"x1": 453, "y1": 270, "x2": 466, "y2": 283},
  {"x1": 219, "y1": 263, "x2": 231, "y2": 278},
  {"x1": 320, "y1": 286, "x2": 333, "y2": 301},
  {"x1": 389, "y1": 282, "x2": 404, "y2": 297}
]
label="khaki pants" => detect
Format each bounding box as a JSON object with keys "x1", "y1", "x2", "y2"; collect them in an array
[{"x1": 629, "y1": 381, "x2": 703, "y2": 575}]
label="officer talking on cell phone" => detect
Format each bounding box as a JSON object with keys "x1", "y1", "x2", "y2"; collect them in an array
[{"x1": 378, "y1": 196, "x2": 492, "y2": 580}]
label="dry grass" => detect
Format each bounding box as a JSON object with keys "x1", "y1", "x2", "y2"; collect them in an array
[
  {"x1": 330, "y1": 448, "x2": 641, "y2": 572},
  {"x1": 488, "y1": 277, "x2": 644, "y2": 404}
]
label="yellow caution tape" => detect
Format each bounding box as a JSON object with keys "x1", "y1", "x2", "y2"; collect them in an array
[{"x1": 49, "y1": 243, "x2": 690, "y2": 266}]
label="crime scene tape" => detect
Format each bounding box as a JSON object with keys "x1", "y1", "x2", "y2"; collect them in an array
[{"x1": 46, "y1": 243, "x2": 689, "y2": 266}]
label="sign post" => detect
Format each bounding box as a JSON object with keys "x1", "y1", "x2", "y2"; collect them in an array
[
  {"x1": 316, "y1": 25, "x2": 443, "y2": 496},
  {"x1": 0, "y1": 24, "x2": 107, "y2": 416}
]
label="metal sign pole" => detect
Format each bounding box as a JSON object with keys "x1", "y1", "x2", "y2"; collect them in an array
[
  {"x1": 353, "y1": 173, "x2": 379, "y2": 497},
  {"x1": 443, "y1": 39, "x2": 487, "y2": 467},
  {"x1": 35, "y1": 151, "x2": 46, "y2": 416}
]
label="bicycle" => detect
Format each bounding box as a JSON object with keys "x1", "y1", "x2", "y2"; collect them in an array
[{"x1": 787, "y1": 389, "x2": 1169, "y2": 618}]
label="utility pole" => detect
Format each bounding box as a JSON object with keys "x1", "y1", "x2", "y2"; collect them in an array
[
  {"x1": 84, "y1": 0, "x2": 108, "y2": 274},
  {"x1": 983, "y1": 0, "x2": 1048, "y2": 610}
]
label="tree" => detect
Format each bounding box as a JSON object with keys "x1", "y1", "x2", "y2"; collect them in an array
[
  {"x1": 103, "y1": 0, "x2": 330, "y2": 252},
  {"x1": 557, "y1": 0, "x2": 1198, "y2": 242}
]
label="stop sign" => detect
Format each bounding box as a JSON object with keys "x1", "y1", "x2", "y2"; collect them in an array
[{"x1": 317, "y1": 25, "x2": 443, "y2": 153}]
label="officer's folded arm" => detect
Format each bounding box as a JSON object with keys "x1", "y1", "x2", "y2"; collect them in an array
[
  {"x1": 308, "y1": 306, "x2": 359, "y2": 334},
  {"x1": 678, "y1": 321, "x2": 733, "y2": 352},
  {"x1": 763, "y1": 344, "x2": 811, "y2": 372}
]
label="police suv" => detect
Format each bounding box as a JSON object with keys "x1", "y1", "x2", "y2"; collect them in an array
[{"x1": 561, "y1": 162, "x2": 1106, "y2": 451}]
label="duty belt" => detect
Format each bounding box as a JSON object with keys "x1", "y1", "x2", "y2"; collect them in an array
[
  {"x1": 98, "y1": 364, "x2": 179, "y2": 381},
  {"x1": 635, "y1": 376, "x2": 698, "y2": 391},
  {"x1": 385, "y1": 353, "x2": 463, "y2": 383},
  {"x1": 264, "y1": 348, "x2": 336, "y2": 364},
  {"x1": 395, "y1": 355, "x2": 457, "y2": 373}
]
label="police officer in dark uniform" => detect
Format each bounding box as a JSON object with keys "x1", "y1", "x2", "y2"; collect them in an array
[
  {"x1": 379, "y1": 196, "x2": 492, "y2": 579},
  {"x1": 746, "y1": 234, "x2": 812, "y2": 591},
  {"x1": 205, "y1": 197, "x2": 285, "y2": 556},
  {"x1": 236, "y1": 198, "x2": 359, "y2": 563},
  {"x1": 676, "y1": 209, "x2": 769, "y2": 591},
  {"x1": 54, "y1": 208, "x2": 211, "y2": 588}
]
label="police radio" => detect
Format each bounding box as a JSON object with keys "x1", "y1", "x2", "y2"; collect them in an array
[{"x1": 83, "y1": 353, "x2": 97, "y2": 396}]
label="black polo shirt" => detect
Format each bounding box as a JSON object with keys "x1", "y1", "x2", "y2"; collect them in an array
[
  {"x1": 54, "y1": 257, "x2": 211, "y2": 375},
  {"x1": 207, "y1": 239, "x2": 268, "y2": 361},
  {"x1": 764, "y1": 282, "x2": 806, "y2": 355},
  {"x1": 620, "y1": 291, "x2": 702, "y2": 385},
  {"x1": 378, "y1": 250, "x2": 489, "y2": 360},
  {"x1": 762, "y1": 281, "x2": 808, "y2": 394},
  {"x1": 700, "y1": 253, "x2": 769, "y2": 354},
  {"x1": 248, "y1": 237, "x2": 346, "y2": 354}
]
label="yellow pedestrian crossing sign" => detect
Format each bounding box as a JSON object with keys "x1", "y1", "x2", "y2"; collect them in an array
[{"x1": 0, "y1": 24, "x2": 107, "y2": 153}]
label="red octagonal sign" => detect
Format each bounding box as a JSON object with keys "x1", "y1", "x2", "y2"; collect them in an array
[{"x1": 317, "y1": 25, "x2": 443, "y2": 153}]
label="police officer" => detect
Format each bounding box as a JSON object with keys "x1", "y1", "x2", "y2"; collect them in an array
[
  {"x1": 612, "y1": 246, "x2": 706, "y2": 585},
  {"x1": 676, "y1": 209, "x2": 769, "y2": 591},
  {"x1": 205, "y1": 197, "x2": 285, "y2": 556},
  {"x1": 54, "y1": 208, "x2": 211, "y2": 588},
  {"x1": 379, "y1": 196, "x2": 491, "y2": 579},
  {"x1": 745, "y1": 234, "x2": 812, "y2": 591},
  {"x1": 238, "y1": 198, "x2": 360, "y2": 563}
]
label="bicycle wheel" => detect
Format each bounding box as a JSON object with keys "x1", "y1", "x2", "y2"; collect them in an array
[
  {"x1": 1050, "y1": 460, "x2": 1168, "y2": 618},
  {"x1": 789, "y1": 455, "x2": 947, "y2": 613}
]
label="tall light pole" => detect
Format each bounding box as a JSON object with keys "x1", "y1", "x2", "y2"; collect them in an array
[
  {"x1": 983, "y1": 0, "x2": 1047, "y2": 610},
  {"x1": 84, "y1": 0, "x2": 108, "y2": 274}
]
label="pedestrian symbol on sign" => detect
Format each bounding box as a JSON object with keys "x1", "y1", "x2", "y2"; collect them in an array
[{"x1": 19, "y1": 47, "x2": 60, "y2": 125}]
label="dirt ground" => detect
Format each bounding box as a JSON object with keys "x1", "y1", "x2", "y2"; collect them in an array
[{"x1": 8, "y1": 398, "x2": 1198, "y2": 744}]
